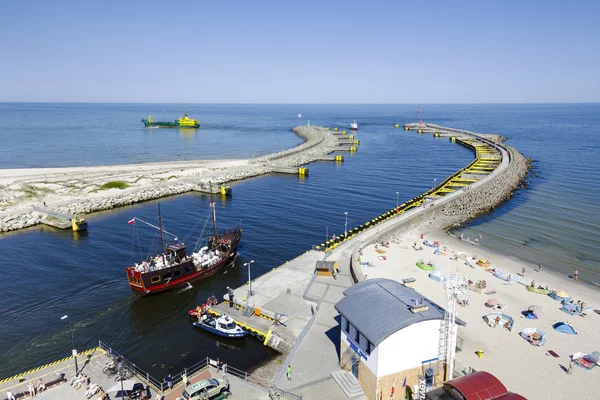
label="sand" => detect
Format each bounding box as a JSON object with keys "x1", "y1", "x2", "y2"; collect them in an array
[{"x1": 359, "y1": 227, "x2": 600, "y2": 400}]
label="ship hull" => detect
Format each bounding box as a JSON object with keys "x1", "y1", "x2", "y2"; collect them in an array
[
  {"x1": 143, "y1": 123, "x2": 200, "y2": 128},
  {"x1": 192, "y1": 321, "x2": 247, "y2": 339}
]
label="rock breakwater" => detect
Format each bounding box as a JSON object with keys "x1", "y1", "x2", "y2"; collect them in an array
[{"x1": 0, "y1": 126, "x2": 338, "y2": 233}]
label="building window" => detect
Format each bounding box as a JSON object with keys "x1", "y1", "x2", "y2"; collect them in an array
[
  {"x1": 344, "y1": 318, "x2": 350, "y2": 333},
  {"x1": 354, "y1": 329, "x2": 360, "y2": 344},
  {"x1": 151, "y1": 276, "x2": 160, "y2": 284}
]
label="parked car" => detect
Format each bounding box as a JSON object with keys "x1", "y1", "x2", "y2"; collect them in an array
[{"x1": 181, "y1": 377, "x2": 229, "y2": 399}]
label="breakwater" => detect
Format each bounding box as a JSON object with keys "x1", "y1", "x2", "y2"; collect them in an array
[
  {"x1": 307, "y1": 123, "x2": 529, "y2": 282},
  {"x1": 0, "y1": 126, "x2": 344, "y2": 233}
]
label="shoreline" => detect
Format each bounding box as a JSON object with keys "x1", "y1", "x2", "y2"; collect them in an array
[{"x1": 0, "y1": 125, "x2": 340, "y2": 233}]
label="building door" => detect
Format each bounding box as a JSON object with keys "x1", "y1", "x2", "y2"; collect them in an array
[{"x1": 351, "y1": 357, "x2": 359, "y2": 378}]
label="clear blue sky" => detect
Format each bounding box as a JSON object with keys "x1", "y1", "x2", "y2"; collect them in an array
[{"x1": 1, "y1": 0, "x2": 598, "y2": 103}]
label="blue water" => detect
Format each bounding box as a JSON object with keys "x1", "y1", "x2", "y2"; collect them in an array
[{"x1": 0, "y1": 103, "x2": 598, "y2": 380}]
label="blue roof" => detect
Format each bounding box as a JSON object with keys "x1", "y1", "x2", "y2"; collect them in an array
[{"x1": 335, "y1": 278, "x2": 466, "y2": 347}]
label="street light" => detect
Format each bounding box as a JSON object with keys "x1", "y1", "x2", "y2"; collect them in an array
[
  {"x1": 60, "y1": 315, "x2": 78, "y2": 375},
  {"x1": 344, "y1": 212, "x2": 348, "y2": 238},
  {"x1": 243, "y1": 260, "x2": 255, "y2": 296},
  {"x1": 396, "y1": 191, "x2": 399, "y2": 208}
]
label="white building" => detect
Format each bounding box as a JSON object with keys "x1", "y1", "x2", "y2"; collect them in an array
[{"x1": 335, "y1": 278, "x2": 465, "y2": 400}]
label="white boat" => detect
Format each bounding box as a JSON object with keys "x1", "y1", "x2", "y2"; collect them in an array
[
  {"x1": 350, "y1": 121, "x2": 358, "y2": 131},
  {"x1": 192, "y1": 313, "x2": 247, "y2": 339},
  {"x1": 298, "y1": 113, "x2": 302, "y2": 118}
]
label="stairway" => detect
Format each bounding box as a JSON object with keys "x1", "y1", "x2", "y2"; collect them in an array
[{"x1": 331, "y1": 370, "x2": 365, "y2": 398}]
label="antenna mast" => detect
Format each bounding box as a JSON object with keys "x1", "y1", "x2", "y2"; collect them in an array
[{"x1": 439, "y1": 273, "x2": 468, "y2": 381}]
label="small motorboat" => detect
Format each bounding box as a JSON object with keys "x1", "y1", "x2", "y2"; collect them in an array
[
  {"x1": 193, "y1": 313, "x2": 247, "y2": 339},
  {"x1": 350, "y1": 121, "x2": 358, "y2": 131}
]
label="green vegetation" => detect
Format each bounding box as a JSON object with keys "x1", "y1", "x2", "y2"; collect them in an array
[{"x1": 98, "y1": 181, "x2": 130, "y2": 190}]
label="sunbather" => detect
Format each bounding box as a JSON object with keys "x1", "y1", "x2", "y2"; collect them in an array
[{"x1": 86, "y1": 383, "x2": 99, "y2": 399}]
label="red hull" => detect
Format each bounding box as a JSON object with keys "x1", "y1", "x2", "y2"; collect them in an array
[{"x1": 128, "y1": 251, "x2": 236, "y2": 296}]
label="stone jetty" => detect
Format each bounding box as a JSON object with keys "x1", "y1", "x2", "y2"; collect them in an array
[{"x1": 0, "y1": 126, "x2": 342, "y2": 233}]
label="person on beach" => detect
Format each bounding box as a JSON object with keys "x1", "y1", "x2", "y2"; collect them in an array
[
  {"x1": 531, "y1": 280, "x2": 535, "y2": 287},
  {"x1": 37, "y1": 378, "x2": 46, "y2": 392},
  {"x1": 494, "y1": 316, "x2": 501, "y2": 328},
  {"x1": 574, "y1": 269, "x2": 579, "y2": 280},
  {"x1": 28, "y1": 382, "x2": 36, "y2": 396},
  {"x1": 522, "y1": 267, "x2": 525, "y2": 277},
  {"x1": 568, "y1": 361, "x2": 574, "y2": 375},
  {"x1": 287, "y1": 365, "x2": 292, "y2": 381},
  {"x1": 538, "y1": 263, "x2": 542, "y2": 272},
  {"x1": 165, "y1": 374, "x2": 173, "y2": 390},
  {"x1": 227, "y1": 287, "x2": 234, "y2": 308},
  {"x1": 6, "y1": 391, "x2": 15, "y2": 400}
]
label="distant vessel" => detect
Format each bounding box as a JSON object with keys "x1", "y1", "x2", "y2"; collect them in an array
[
  {"x1": 125, "y1": 201, "x2": 241, "y2": 296},
  {"x1": 141, "y1": 110, "x2": 200, "y2": 128},
  {"x1": 298, "y1": 113, "x2": 302, "y2": 118},
  {"x1": 350, "y1": 121, "x2": 358, "y2": 131}
]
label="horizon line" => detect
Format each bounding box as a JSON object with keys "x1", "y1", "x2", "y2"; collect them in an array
[{"x1": 1, "y1": 101, "x2": 599, "y2": 105}]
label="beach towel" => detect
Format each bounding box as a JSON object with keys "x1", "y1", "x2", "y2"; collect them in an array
[
  {"x1": 375, "y1": 249, "x2": 386, "y2": 254},
  {"x1": 377, "y1": 255, "x2": 387, "y2": 260},
  {"x1": 547, "y1": 350, "x2": 560, "y2": 358}
]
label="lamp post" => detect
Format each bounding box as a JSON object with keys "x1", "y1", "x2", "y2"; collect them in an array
[
  {"x1": 344, "y1": 212, "x2": 348, "y2": 238},
  {"x1": 60, "y1": 315, "x2": 78, "y2": 375},
  {"x1": 396, "y1": 191, "x2": 399, "y2": 208},
  {"x1": 243, "y1": 260, "x2": 255, "y2": 296}
]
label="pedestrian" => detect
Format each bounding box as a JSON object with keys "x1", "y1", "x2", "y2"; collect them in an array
[
  {"x1": 165, "y1": 374, "x2": 173, "y2": 390},
  {"x1": 522, "y1": 267, "x2": 525, "y2": 277},
  {"x1": 43, "y1": 201, "x2": 47, "y2": 207},
  {"x1": 217, "y1": 358, "x2": 221, "y2": 371},
  {"x1": 28, "y1": 382, "x2": 36, "y2": 396},
  {"x1": 286, "y1": 365, "x2": 292, "y2": 381},
  {"x1": 538, "y1": 263, "x2": 542, "y2": 272},
  {"x1": 574, "y1": 269, "x2": 579, "y2": 280},
  {"x1": 6, "y1": 391, "x2": 15, "y2": 400},
  {"x1": 568, "y1": 361, "x2": 574, "y2": 375},
  {"x1": 182, "y1": 372, "x2": 188, "y2": 387},
  {"x1": 227, "y1": 287, "x2": 234, "y2": 307}
]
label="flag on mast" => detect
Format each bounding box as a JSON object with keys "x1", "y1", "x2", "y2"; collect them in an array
[{"x1": 128, "y1": 218, "x2": 135, "y2": 225}]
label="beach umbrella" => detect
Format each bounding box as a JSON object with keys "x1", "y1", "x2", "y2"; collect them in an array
[{"x1": 486, "y1": 298, "x2": 499, "y2": 306}]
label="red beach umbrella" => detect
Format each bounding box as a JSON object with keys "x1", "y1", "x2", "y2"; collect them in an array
[{"x1": 487, "y1": 298, "x2": 499, "y2": 306}]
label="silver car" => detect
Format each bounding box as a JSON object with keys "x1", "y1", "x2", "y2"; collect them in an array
[{"x1": 181, "y1": 377, "x2": 230, "y2": 399}]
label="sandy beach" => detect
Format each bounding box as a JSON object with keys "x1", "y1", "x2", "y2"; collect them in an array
[{"x1": 358, "y1": 224, "x2": 600, "y2": 400}]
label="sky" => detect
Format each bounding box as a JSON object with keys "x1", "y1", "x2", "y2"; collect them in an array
[{"x1": 1, "y1": 0, "x2": 599, "y2": 103}]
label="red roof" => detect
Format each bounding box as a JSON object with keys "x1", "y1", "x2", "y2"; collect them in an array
[{"x1": 444, "y1": 371, "x2": 526, "y2": 400}]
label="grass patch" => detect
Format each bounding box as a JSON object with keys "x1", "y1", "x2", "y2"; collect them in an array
[{"x1": 98, "y1": 181, "x2": 130, "y2": 190}]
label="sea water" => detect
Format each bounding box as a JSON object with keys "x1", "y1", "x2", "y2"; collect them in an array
[{"x1": 0, "y1": 103, "x2": 598, "y2": 379}]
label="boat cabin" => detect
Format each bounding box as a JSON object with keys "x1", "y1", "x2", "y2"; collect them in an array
[{"x1": 167, "y1": 243, "x2": 187, "y2": 263}]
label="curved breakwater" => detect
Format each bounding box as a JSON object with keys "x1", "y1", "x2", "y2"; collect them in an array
[
  {"x1": 0, "y1": 126, "x2": 341, "y2": 233},
  {"x1": 316, "y1": 123, "x2": 529, "y2": 259}
]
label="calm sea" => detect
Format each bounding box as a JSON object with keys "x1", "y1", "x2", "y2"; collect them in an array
[{"x1": 0, "y1": 103, "x2": 598, "y2": 379}]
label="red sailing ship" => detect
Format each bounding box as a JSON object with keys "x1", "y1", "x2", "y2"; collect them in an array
[{"x1": 125, "y1": 201, "x2": 241, "y2": 296}]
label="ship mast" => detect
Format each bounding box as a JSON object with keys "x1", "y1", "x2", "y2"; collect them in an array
[
  {"x1": 158, "y1": 204, "x2": 167, "y2": 264},
  {"x1": 209, "y1": 181, "x2": 218, "y2": 243}
]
